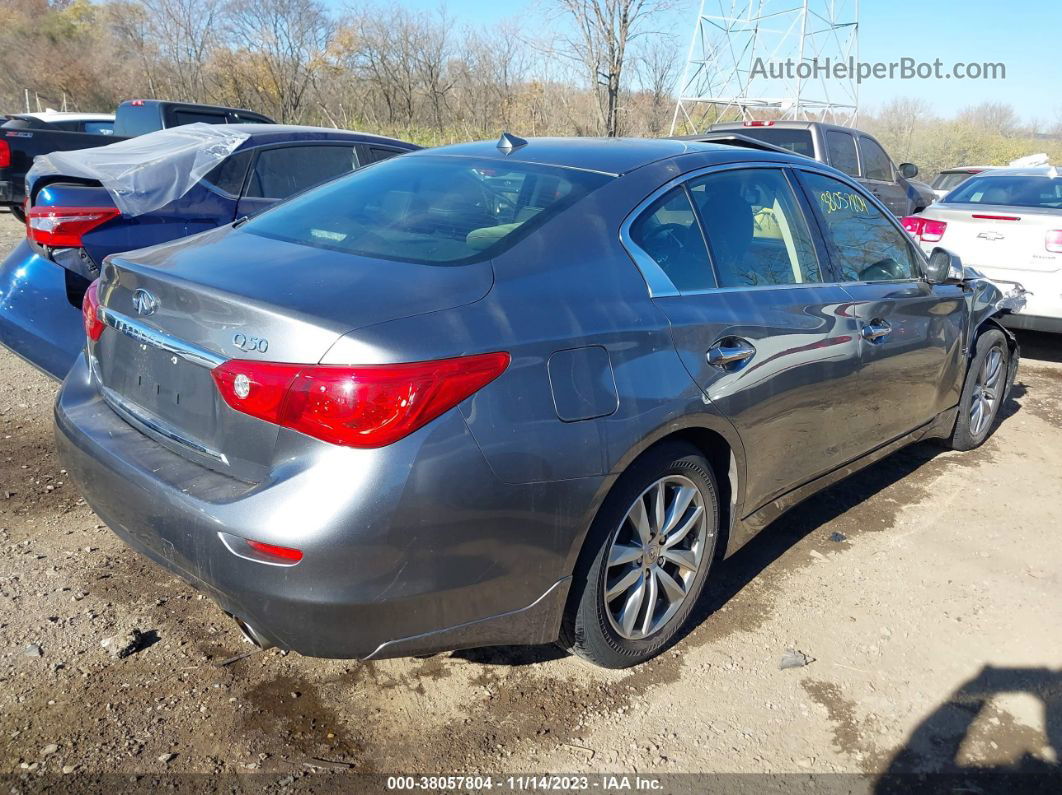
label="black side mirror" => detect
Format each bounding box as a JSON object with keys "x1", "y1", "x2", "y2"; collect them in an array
[
  {"x1": 899, "y1": 162, "x2": 919, "y2": 179},
  {"x1": 924, "y1": 247, "x2": 965, "y2": 285}
]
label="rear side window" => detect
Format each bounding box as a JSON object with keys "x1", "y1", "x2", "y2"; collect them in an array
[
  {"x1": 945, "y1": 175, "x2": 1062, "y2": 209},
  {"x1": 245, "y1": 145, "x2": 359, "y2": 200},
  {"x1": 801, "y1": 171, "x2": 919, "y2": 281},
  {"x1": 826, "y1": 131, "x2": 859, "y2": 176},
  {"x1": 858, "y1": 137, "x2": 893, "y2": 181},
  {"x1": 629, "y1": 188, "x2": 713, "y2": 292},
  {"x1": 689, "y1": 169, "x2": 821, "y2": 288},
  {"x1": 366, "y1": 146, "x2": 404, "y2": 163},
  {"x1": 242, "y1": 155, "x2": 611, "y2": 264},
  {"x1": 204, "y1": 150, "x2": 253, "y2": 196}
]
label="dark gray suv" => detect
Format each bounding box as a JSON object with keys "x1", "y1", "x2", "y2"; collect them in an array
[
  {"x1": 55, "y1": 136, "x2": 1019, "y2": 668},
  {"x1": 705, "y1": 120, "x2": 936, "y2": 217}
]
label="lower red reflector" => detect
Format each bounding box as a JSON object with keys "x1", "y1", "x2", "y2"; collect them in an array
[{"x1": 245, "y1": 540, "x2": 303, "y2": 563}]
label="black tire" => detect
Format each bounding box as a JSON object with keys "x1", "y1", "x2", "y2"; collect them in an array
[
  {"x1": 559, "y1": 442, "x2": 719, "y2": 669},
  {"x1": 945, "y1": 329, "x2": 1010, "y2": 451},
  {"x1": 9, "y1": 205, "x2": 25, "y2": 223}
]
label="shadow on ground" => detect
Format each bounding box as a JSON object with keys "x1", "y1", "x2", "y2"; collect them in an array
[
  {"x1": 1015, "y1": 330, "x2": 1062, "y2": 364},
  {"x1": 875, "y1": 665, "x2": 1062, "y2": 793}
]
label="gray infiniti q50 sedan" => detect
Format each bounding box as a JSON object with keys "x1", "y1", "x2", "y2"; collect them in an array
[{"x1": 54, "y1": 135, "x2": 1020, "y2": 668}]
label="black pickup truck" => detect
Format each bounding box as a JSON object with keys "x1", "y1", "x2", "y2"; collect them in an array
[{"x1": 1, "y1": 99, "x2": 274, "y2": 219}]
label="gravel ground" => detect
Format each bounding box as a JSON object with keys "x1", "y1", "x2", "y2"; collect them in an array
[{"x1": 0, "y1": 213, "x2": 1060, "y2": 788}]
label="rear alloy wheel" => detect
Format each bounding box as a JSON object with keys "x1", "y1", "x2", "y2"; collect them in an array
[
  {"x1": 561, "y1": 443, "x2": 718, "y2": 668},
  {"x1": 946, "y1": 329, "x2": 1010, "y2": 451}
]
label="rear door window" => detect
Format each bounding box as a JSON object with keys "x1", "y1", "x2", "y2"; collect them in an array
[
  {"x1": 629, "y1": 187, "x2": 713, "y2": 292},
  {"x1": 825, "y1": 130, "x2": 859, "y2": 177},
  {"x1": 800, "y1": 171, "x2": 920, "y2": 281},
  {"x1": 858, "y1": 137, "x2": 894, "y2": 182},
  {"x1": 245, "y1": 146, "x2": 359, "y2": 200},
  {"x1": 242, "y1": 155, "x2": 611, "y2": 264},
  {"x1": 688, "y1": 168, "x2": 822, "y2": 288}
]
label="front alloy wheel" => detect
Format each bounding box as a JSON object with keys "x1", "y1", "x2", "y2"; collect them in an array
[
  {"x1": 945, "y1": 328, "x2": 1011, "y2": 451},
  {"x1": 969, "y1": 346, "x2": 1004, "y2": 437}
]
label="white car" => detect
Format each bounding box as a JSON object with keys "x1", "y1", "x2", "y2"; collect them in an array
[
  {"x1": 903, "y1": 166, "x2": 1062, "y2": 333},
  {"x1": 929, "y1": 166, "x2": 992, "y2": 201}
]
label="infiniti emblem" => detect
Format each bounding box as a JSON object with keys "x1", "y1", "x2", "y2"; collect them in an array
[{"x1": 132, "y1": 288, "x2": 160, "y2": 316}]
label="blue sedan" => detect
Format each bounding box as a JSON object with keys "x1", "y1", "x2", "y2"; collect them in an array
[{"x1": 0, "y1": 125, "x2": 417, "y2": 378}]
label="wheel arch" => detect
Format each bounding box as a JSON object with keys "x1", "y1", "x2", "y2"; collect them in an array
[{"x1": 568, "y1": 416, "x2": 747, "y2": 585}]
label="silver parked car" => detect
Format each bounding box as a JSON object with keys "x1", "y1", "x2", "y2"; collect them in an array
[
  {"x1": 905, "y1": 166, "x2": 1062, "y2": 333},
  {"x1": 56, "y1": 136, "x2": 1020, "y2": 668}
]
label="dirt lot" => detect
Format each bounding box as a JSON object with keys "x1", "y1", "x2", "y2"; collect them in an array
[{"x1": 0, "y1": 213, "x2": 1060, "y2": 789}]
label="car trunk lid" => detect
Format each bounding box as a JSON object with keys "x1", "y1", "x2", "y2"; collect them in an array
[
  {"x1": 92, "y1": 226, "x2": 494, "y2": 481},
  {"x1": 922, "y1": 203, "x2": 1062, "y2": 273}
]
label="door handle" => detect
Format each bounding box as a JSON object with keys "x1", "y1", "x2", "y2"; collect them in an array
[
  {"x1": 860, "y1": 320, "x2": 892, "y2": 342},
  {"x1": 707, "y1": 338, "x2": 756, "y2": 369}
]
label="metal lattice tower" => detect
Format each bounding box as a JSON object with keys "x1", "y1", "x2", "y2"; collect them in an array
[{"x1": 670, "y1": 0, "x2": 859, "y2": 134}]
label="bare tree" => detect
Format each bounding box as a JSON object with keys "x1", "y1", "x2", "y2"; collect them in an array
[
  {"x1": 548, "y1": 0, "x2": 670, "y2": 136},
  {"x1": 225, "y1": 0, "x2": 334, "y2": 122},
  {"x1": 141, "y1": 0, "x2": 223, "y2": 99},
  {"x1": 635, "y1": 31, "x2": 677, "y2": 135}
]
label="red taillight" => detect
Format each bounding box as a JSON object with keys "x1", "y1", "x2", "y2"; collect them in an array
[
  {"x1": 245, "y1": 540, "x2": 303, "y2": 563},
  {"x1": 920, "y1": 219, "x2": 947, "y2": 242},
  {"x1": 0, "y1": 139, "x2": 10, "y2": 169},
  {"x1": 971, "y1": 214, "x2": 1020, "y2": 221},
  {"x1": 212, "y1": 352, "x2": 511, "y2": 448},
  {"x1": 27, "y1": 205, "x2": 120, "y2": 247},
  {"x1": 904, "y1": 215, "x2": 947, "y2": 243},
  {"x1": 82, "y1": 279, "x2": 105, "y2": 342},
  {"x1": 1046, "y1": 230, "x2": 1062, "y2": 254},
  {"x1": 743, "y1": 120, "x2": 774, "y2": 127},
  {"x1": 901, "y1": 216, "x2": 924, "y2": 238},
  {"x1": 130, "y1": 99, "x2": 145, "y2": 107}
]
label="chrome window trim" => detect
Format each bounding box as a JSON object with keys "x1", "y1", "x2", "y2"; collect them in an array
[
  {"x1": 99, "y1": 308, "x2": 225, "y2": 370},
  {"x1": 620, "y1": 160, "x2": 839, "y2": 297}
]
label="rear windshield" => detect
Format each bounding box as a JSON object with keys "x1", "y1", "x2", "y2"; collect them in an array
[
  {"x1": 932, "y1": 171, "x2": 980, "y2": 192},
  {"x1": 242, "y1": 155, "x2": 612, "y2": 264},
  {"x1": 731, "y1": 127, "x2": 815, "y2": 157},
  {"x1": 945, "y1": 175, "x2": 1062, "y2": 208}
]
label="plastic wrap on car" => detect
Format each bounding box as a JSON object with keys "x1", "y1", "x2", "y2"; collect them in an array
[{"x1": 26, "y1": 124, "x2": 249, "y2": 218}]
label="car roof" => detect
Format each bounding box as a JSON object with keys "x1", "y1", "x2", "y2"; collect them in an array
[
  {"x1": 228, "y1": 124, "x2": 418, "y2": 149},
  {"x1": 964, "y1": 166, "x2": 1059, "y2": 178},
  {"x1": 405, "y1": 136, "x2": 811, "y2": 176},
  {"x1": 710, "y1": 120, "x2": 863, "y2": 135},
  {"x1": 16, "y1": 111, "x2": 115, "y2": 123},
  {"x1": 940, "y1": 166, "x2": 994, "y2": 173}
]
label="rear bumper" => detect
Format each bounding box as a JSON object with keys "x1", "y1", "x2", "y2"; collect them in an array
[
  {"x1": 0, "y1": 180, "x2": 14, "y2": 206},
  {"x1": 55, "y1": 355, "x2": 590, "y2": 659},
  {"x1": 0, "y1": 239, "x2": 84, "y2": 379}
]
